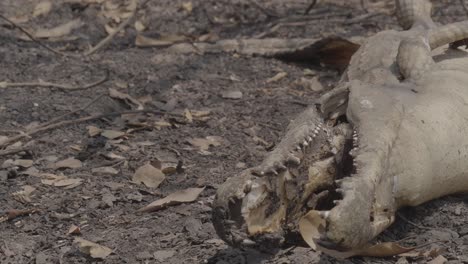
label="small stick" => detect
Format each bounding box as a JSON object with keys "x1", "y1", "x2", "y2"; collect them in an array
[
  {"x1": 84, "y1": 0, "x2": 139, "y2": 56},
  {"x1": 0, "y1": 147, "x2": 28, "y2": 157},
  {"x1": 461, "y1": 0, "x2": 468, "y2": 16},
  {"x1": 41, "y1": 94, "x2": 105, "y2": 127},
  {"x1": 0, "y1": 71, "x2": 108, "y2": 91},
  {"x1": 304, "y1": 0, "x2": 318, "y2": 15},
  {"x1": 0, "y1": 109, "x2": 178, "y2": 148},
  {"x1": 0, "y1": 13, "x2": 67, "y2": 57},
  {"x1": 246, "y1": 0, "x2": 279, "y2": 18}
]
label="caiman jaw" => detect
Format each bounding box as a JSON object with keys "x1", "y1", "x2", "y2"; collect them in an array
[{"x1": 212, "y1": 106, "x2": 355, "y2": 250}]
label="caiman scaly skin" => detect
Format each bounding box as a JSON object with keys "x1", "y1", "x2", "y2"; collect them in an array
[{"x1": 212, "y1": 0, "x2": 468, "y2": 252}]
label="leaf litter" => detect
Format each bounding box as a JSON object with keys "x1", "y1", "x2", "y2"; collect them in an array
[{"x1": 138, "y1": 187, "x2": 205, "y2": 213}]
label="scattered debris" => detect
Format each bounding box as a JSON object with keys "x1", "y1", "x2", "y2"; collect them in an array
[
  {"x1": 138, "y1": 187, "x2": 205, "y2": 212},
  {"x1": 108, "y1": 88, "x2": 144, "y2": 110},
  {"x1": 12, "y1": 185, "x2": 36, "y2": 203},
  {"x1": 53, "y1": 158, "x2": 83, "y2": 169},
  {"x1": 221, "y1": 90, "x2": 243, "y2": 99},
  {"x1": 34, "y1": 19, "x2": 84, "y2": 39},
  {"x1": 0, "y1": 208, "x2": 39, "y2": 223},
  {"x1": 188, "y1": 136, "x2": 223, "y2": 153},
  {"x1": 132, "y1": 163, "x2": 166, "y2": 188},
  {"x1": 87, "y1": 126, "x2": 102, "y2": 137},
  {"x1": 101, "y1": 130, "x2": 126, "y2": 140},
  {"x1": 266, "y1": 72, "x2": 287, "y2": 83},
  {"x1": 74, "y1": 238, "x2": 113, "y2": 259},
  {"x1": 67, "y1": 224, "x2": 81, "y2": 235},
  {"x1": 92, "y1": 166, "x2": 119, "y2": 175},
  {"x1": 135, "y1": 34, "x2": 189, "y2": 48},
  {"x1": 40, "y1": 173, "x2": 83, "y2": 188},
  {"x1": 32, "y1": 1, "x2": 53, "y2": 18}
]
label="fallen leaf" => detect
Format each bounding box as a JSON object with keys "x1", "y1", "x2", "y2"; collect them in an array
[
  {"x1": 138, "y1": 187, "x2": 205, "y2": 212},
  {"x1": 299, "y1": 210, "x2": 419, "y2": 258},
  {"x1": 34, "y1": 19, "x2": 84, "y2": 39},
  {"x1": 104, "y1": 152, "x2": 126, "y2": 160},
  {"x1": 132, "y1": 163, "x2": 165, "y2": 188},
  {"x1": 40, "y1": 173, "x2": 83, "y2": 188},
  {"x1": 12, "y1": 185, "x2": 36, "y2": 203},
  {"x1": 297, "y1": 76, "x2": 324, "y2": 92},
  {"x1": 181, "y1": 2, "x2": 193, "y2": 12},
  {"x1": 92, "y1": 166, "x2": 119, "y2": 175},
  {"x1": 266, "y1": 72, "x2": 287, "y2": 83},
  {"x1": 221, "y1": 90, "x2": 243, "y2": 99},
  {"x1": 67, "y1": 224, "x2": 81, "y2": 235},
  {"x1": 14, "y1": 159, "x2": 34, "y2": 168},
  {"x1": 188, "y1": 136, "x2": 223, "y2": 151},
  {"x1": 134, "y1": 20, "x2": 146, "y2": 32},
  {"x1": 74, "y1": 238, "x2": 112, "y2": 259},
  {"x1": 135, "y1": 34, "x2": 188, "y2": 47},
  {"x1": 101, "y1": 130, "x2": 125, "y2": 140},
  {"x1": 109, "y1": 88, "x2": 143, "y2": 110},
  {"x1": 184, "y1": 109, "x2": 193, "y2": 123},
  {"x1": 33, "y1": 1, "x2": 53, "y2": 17},
  {"x1": 87, "y1": 126, "x2": 102, "y2": 137},
  {"x1": 428, "y1": 255, "x2": 447, "y2": 264},
  {"x1": 53, "y1": 158, "x2": 82, "y2": 169}
]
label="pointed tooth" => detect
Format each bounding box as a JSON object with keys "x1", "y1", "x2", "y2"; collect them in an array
[
  {"x1": 242, "y1": 239, "x2": 256, "y2": 246},
  {"x1": 296, "y1": 146, "x2": 301, "y2": 151},
  {"x1": 333, "y1": 200, "x2": 340, "y2": 205},
  {"x1": 307, "y1": 136, "x2": 312, "y2": 142},
  {"x1": 336, "y1": 188, "x2": 344, "y2": 194},
  {"x1": 319, "y1": 211, "x2": 330, "y2": 219},
  {"x1": 275, "y1": 163, "x2": 287, "y2": 170},
  {"x1": 287, "y1": 155, "x2": 301, "y2": 165},
  {"x1": 303, "y1": 140, "x2": 308, "y2": 146},
  {"x1": 267, "y1": 168, "x2": 278, "y2": 175}
]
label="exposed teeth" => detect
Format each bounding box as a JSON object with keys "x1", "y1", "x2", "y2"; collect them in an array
[
  {"x1": 287, "y1": 155, "x2": 301, "y2": 165},
  {"x1": 333, "y1": 200, "x2": 340, "y2": 205},
  {"x1": 307, "y1": 136, "x2": 312, "y2": 142},
  {"x1": 336, "y1": 188, "x2": 344, "y2": 194},
  {"x1": 276, "y1": 163, "x2": 287, "y2": 170},
  {"x1": 319, "y1": 211, "x2": 330, "y2": 219},
  {"x1": 244, "y1": 180, "x2": 252, "y2": 193},
  {"x1": 296, "y1": 146, "x2": 302, "y2": 151},
  {"x1": 303, "y1": 140, "x2": 308, "y2": 146},
  {"x1": 242, "y1": 239, "x2": 256, "y2": 246},
  {"x1": 267, "y1": 168, "x2": 278, "y2": 175}
]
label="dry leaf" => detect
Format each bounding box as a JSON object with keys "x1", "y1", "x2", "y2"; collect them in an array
[
  {"x1": 138, "y1": 187, "x2": 205, "y2": 212},
  {"x1": 428, "y1": 255, "x2": 447, "y2": 264},
  {"x1": 87, "y1": 126, "x2": 102, "y2": 137},
  {"x1": 134, "y1": 20, "x2": 146, "y2": 32},
  {"x1": 104, "y1": 152, "x2": 126, "y2": 160},
  {"x1": 132, "y1": 163, "x2": 165, "y2": 188},
  {"x1": 14, "y1": 159, "x2": 34, "y2": 168},
  {"x1": 53, "y1": 158, "x2": 82, "y2": 169},
  {"x1": 74, "y1": 238, "x2": 112, "y2": 259},
  {"x1": 33, "y1": 1, "x2": 52, "y2": 17},
  {"x1": 67, "y1": 224, "x2": 81, "y2": 235},
  {"x1": 181, "y1": 2, "x2": 193, "y2": 12},
  {"x1": 92, "y1": 166, "x2": 119, "y2": 175},
  {"x1": 135, "y1": 34, "x2": 188, "y2": 47},
  {"x1": 184, "y1": 109, "x2": 193, "y2": 123},
  {"x1": 101, "y1": 130, "x2": 125, "y2": 139},
  {"x1": 188, "y1": 136, "x2": 222, "y2": 151},
  {"x1": 221, "y1": 90, "x2": 243, "y2": 99},
  {"x1": 297, "y1": 76, "x2": 324, "y2": 92},
  {"x1": 266, "y1": 72, "x2": 287, "y2": 83},
  {"x1": 109, "y1": 88, "x2": 143, "y2": 110},
  {"x1": 299, "y1": 210, "x2": 418, "y2": 258},
  {"x1": 12, "y1": 185, "x2": 36, "y2": 203},
  {"x1": 34, "y1": 19, "x2": 84, "y2": 39}
]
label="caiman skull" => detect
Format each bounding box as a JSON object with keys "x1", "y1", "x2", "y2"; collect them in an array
[{"x1": 212, "y1": 0, "x2": 468, "y2": 255}]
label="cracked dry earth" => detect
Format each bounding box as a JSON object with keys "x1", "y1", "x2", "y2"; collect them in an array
[{"x1": 1, "y1": 0, "x2": 468, "y2": 263}]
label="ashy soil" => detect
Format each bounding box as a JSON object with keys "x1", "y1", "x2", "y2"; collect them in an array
[{"x1": 1, "y1": 0, "x2": 468, "y2": 263}]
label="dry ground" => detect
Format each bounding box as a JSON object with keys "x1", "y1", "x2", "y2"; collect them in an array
[{"x1": 1, "y1": 0, "x2": 468, "y2": 263}]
